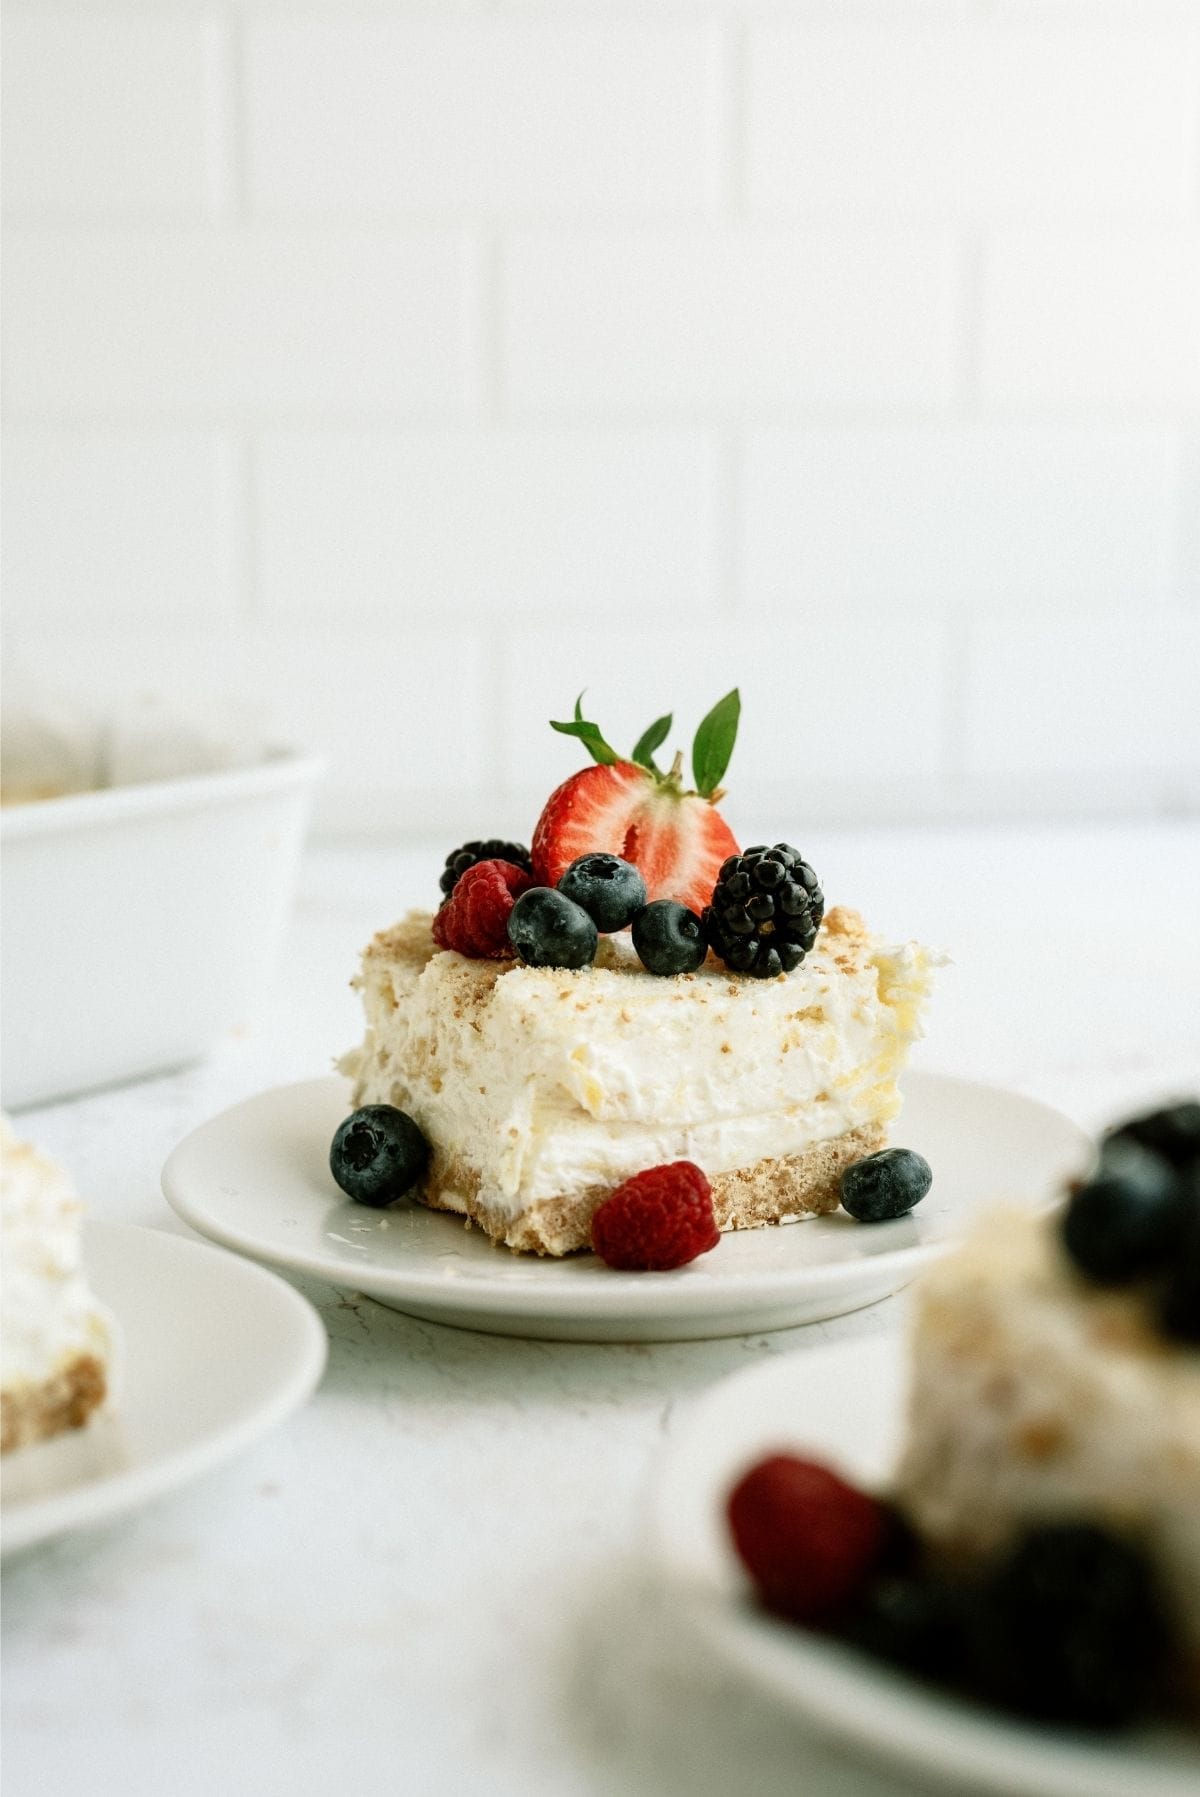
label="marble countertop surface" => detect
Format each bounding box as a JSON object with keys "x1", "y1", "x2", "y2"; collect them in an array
[{"x1": 4, "y1": 821, "x2": 1199, "y2": 1797}]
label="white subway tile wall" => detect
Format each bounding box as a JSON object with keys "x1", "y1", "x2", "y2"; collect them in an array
[{"x1": 2, "y1": 3, "x2": 1198, "y2": 835}]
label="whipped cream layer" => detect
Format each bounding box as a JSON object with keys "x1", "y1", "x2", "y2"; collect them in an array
[
  {"x1": 1, "y1": 1117, "x2": 114, "y2": 1392},
  {"x1": 897, "y1": 1204, "x2": 1200, "y2": 1663},
  {"x1": 343, "y1": 905, "x2": 940, "y2": 1220}
]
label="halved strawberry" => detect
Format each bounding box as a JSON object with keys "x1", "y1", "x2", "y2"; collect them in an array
[{"x1": 531, "y1": 693, "x2": 741, "y2": 915}]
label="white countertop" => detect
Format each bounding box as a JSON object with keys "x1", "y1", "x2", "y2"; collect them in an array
[{"x1": 4, "y1": 822, "x2": 1199, "y2": 1797}]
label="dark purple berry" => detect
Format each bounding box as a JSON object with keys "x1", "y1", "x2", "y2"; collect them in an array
[
  {"x1": 840, "y1": 1149, "x2": 932, "y2": 1222},
  {"x1": 507, "y1": 887, "x2": 597, "y2": 970},
  {"x1": 631, "y1": 900, "x2": 707, "y2": 976},
  {"x1": 1103, "y1": 1099, "x2": 1200, "y2": 1170},
  {"x1": 440, "y1": 838, "x2": 532, "y2": 899},
  {"x1": 1061, "y1": 1136, "x2": 1185, "y2": 1285},
  {"x1": 702, "y1": 844, "x2": 824, "y2": 979},
  {"x1": 557, "y1": 853, "x2": 647, "y2": 933},
  {"x1": 330, "y1": 1105, "x2": 429, "y2": 1207},
  {"x1": 966, "y1": 1522, "x2": 1171, "y2": 1729}
]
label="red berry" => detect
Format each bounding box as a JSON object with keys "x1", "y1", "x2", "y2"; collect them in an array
[
  {"x1": 727, "y1": 1455, "x2": 889, "y2": 1624},
  {"x1": 532, "y1": 760, "x2": 738, "y2": 916},
  {"x1": 432, "y1": 859, "x2": 534, "y2": 959},
  {"x1": 590, "y1": 1161, "x2": 720, "y2": 1271}
]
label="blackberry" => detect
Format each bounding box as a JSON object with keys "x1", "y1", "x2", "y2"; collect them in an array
[
  {"x1": 966, "y1": 1521, "x2": 1170, "y2": 1729},
  {"x1": 440, "y1": 838, "x2": 533, "y2": 899},
  {"x1": 702, "y1": 844, "x2": 824, "y2": 979},
  {"x1": 843, "y1": 1572, "x2": 969, "y2": 1684}
]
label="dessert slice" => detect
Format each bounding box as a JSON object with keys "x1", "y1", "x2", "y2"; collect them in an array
[
  {"x1": 1, "y1": 1117, "x2": 116, "y2": 1453},
  {"x1": 340, "y1": 903, "x2": 939, "y2": 1255},
  {"x1": 896, "y1": 1186, "x2": 1200, "y2": 1693}
]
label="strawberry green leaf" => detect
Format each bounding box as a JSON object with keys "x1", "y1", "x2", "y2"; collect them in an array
[
  {"x1": 630, "y1": 711, "x2": 673, "y2": 774},
  {"x1": 691, "y1": 688, "x2": 741, "y2": 797},
  {"x1": 550, "y1": 693, "x2": 620, "y2": 767}
]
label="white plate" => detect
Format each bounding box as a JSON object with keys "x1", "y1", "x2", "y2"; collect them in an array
[
  {"x1": 161, "y1": 1071, "x2": 1087, "y2": 1343},
  {"x1": 1, "y1": 1220, "x2": 327, "y2": 1557},
  {"x1": 649, "y1": 1340, "x2": 1200, "y2": 1797}
]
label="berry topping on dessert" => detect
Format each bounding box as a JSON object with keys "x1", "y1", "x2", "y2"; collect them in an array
[
  {"x1": 727, "y1": 1454, "x2": 891, "y2": 1624},
  {"x1": 840, "y1": 1147, "x2": 932, "y2": 1222},
  {"x1": 843, "y1": 1568, "x2": 967, "y2": 1682},
  {"x1": 337, "y1": 682, "x2": 941, "y2": 1255},
  {"x1": 590, "y1": 1161, "x2": 719, "y2": 1271},
  {"x1": 967, "y1": 1521, "x2": 1170, "y2": 1729},
  {"x1": 1057, "y1": 1096, "x2": 1200, "y2": 1343},
  {"x1": 1061, "y1": 1135, "x2": 1183, "y2": 1285},
  {"x1": 432, "y1": 858, "x2": 534, "y2": 959},
  {"x1": 728, "y1": 1448, "x2": 1180, "y2": 1731},
  {"x1": 507, "y1": 886, "x2": 598, "y2": 970},
  {"x1": 439, "y1": 838, "x2": 533, "y2": 899},
  {"x1": 557, "y1": 852, "x2": 647, "y2": 933},
  {"x1": 631, "y1": 898, "x2": 707, "y2": 977},
  {"x1": 1104, "y1": 1099, "x2": 1200, "y2": 1169},
  {"x1": 703, "y1": 844, "x2": 825, "y2": 978},
  {"x1": 330, "y1": 1104, "x2": 430, "y2": 1207},
  {"x1": 863, "y1": 1097, "x2": 1200, "y2": 1729},
  {"x1": 532, "y1": 691, "x2": 741, "y2": 912}
]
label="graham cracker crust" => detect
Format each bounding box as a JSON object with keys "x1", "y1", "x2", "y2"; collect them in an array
[
  {"x1": 1, "y1": 1353, "x2": 107, "y2": 1455},
  {"x1": 420, "y1": 1122, "x2": 886, "y2": 1256}
]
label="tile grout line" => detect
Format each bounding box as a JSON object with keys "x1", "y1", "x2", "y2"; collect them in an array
[
  {"x1": 714, "y1": 428, "x2": 742, "y2": 622},
  {"x1": 718, "y1": 15, "x2": 747, "y2": 220},
  {"x1": 218, "y1": 5, "x2": 249, "y2": 224},
  {"x1": 954, "y1": 228, "x2": 986, "y2": 421}
]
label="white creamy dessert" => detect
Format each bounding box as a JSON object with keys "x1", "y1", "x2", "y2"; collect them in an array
[
  {"x1": 897, "y1": 1203, "x2": 1200, "y2": 1683},
  {"x1": 341, "y1": 904, "x2": 940, "y2": 1254},
  {"x1": 1, "y1": 1117, "x2": 115, "y2": 1453}
]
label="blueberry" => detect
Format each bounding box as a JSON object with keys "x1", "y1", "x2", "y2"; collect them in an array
[
  {"x1": 631, "y1": 899, "x2": 707, "y2": 976},
  {"x1": 1061, "y1": 1136, "x2": 1184, "y2": 1285},
  {"x1": 507, "y1": 886, "x2": 597, "y2": 969},
  {"x1": 557, "y1": 853, "x2": 647, "y2": 933},
  {"x1": 966, "y1": 1522, "x2": 1170, "y2": 1728},
  {"x1": 330, "y1": 1104, "x2": 429, "y2": 1207},
  {"x1": 840, "y1": 1148, "x2": 932, "y2": 1222}
]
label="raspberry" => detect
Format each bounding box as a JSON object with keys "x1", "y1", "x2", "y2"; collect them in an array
[
  {"x1": 432, "y1": 859, "x2": 534, "y2": 959},
  {"x1": 590, "y1": 1161, "x2": 719, "y2": 1271},
  {"x1": 727, "y1": 1455, "x2": 889, "y2": 1624}
]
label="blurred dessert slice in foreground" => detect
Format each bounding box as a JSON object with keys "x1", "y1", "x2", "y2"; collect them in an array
[{"x1": 897, "y1": 1105, "x2": 1200, "y2": 1697}]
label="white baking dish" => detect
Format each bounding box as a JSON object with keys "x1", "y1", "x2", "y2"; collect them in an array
[{"x1": 2, "y1": 752, "x2": 322, "y2": 1109}]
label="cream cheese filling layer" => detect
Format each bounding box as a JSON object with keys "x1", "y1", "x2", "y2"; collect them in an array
[{"x1": 346, "y1": 913, "x2": 940, "y2": 1219}]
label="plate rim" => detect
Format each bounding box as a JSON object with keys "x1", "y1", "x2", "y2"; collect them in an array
[
  {"x1": 160, "y1": 1070, "x2": 1089, "y2": 1322},
  {"x1": 1, "y1": 1219, "x2": 328, "y2": 1557},
  {"x1": 648, "y1": 1337, "x2": 1200, "y2": 1797}
]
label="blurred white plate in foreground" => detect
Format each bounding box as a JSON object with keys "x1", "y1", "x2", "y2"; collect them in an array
[
  {"x1": 161, "y1": 1071, "x2": 1086, "y2": 1343},
  {"x1": 1, "y1": 1221, "x2": 326, "y2": 1557},
  {"x1": 649, "y1": 1339, "x2": 1200, "y2": 1797}
]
